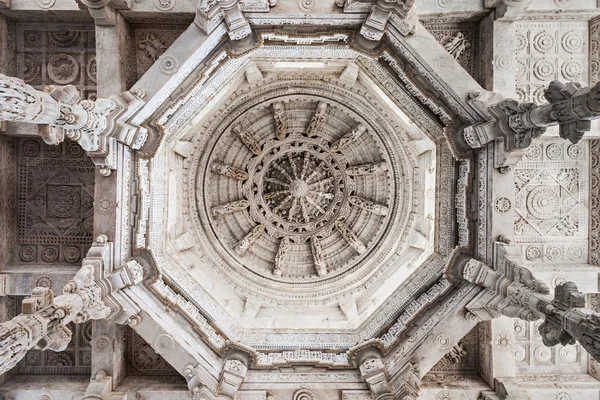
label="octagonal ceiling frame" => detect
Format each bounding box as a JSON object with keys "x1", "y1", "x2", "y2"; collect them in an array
[
  {"x1": 137, "y1": 59, "x2": 453, "y2": 339},
  {"x1": 111, "y1": 12, "x2": 495, "y2": 386}
]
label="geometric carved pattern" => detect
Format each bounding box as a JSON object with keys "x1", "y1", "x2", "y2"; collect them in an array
[
  {"x1": 15, "y1": 139, "x2": 94, "y2": 266},
  {"x1": 513, "y1": 318, "x2": 588, "y2": 374},
  {"x1": 16, "y1": 23, "x2": 97, "y2": 100},
  {"x1": 126, "y1": 327, "x2": 179, "y2": 376},
  {"x1": 0, "y1": 137, "x2": 16, "y2": 268},
  {"x1": 514, "y1": 22, "x2": 588, "y2": 104},
  {"x1": 590, "y1": 140, "x2": 600, "y2": 266},
  {"x1": 513, "y1": 140, "x2": 588, "y2": 264},
  {"x1": 591, "y1": 17, "x2": 600, "y2": 85}
]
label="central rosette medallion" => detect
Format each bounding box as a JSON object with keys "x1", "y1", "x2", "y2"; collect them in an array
[{"x1": 254, "y1": 140, "x2": 347, "y2": 237}]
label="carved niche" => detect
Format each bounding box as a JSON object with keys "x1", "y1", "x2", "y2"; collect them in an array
[
  {"x1": 426, "y1": 325, "x2": 479, "y2": 379},
  {"x1": 126, "y1": 327, "x2": 182, "y2": 378},
  {"x1": 15, "y1": 138, "x2": 95, "y2": 266},
  {"x1": 423, "y1": 22, "x2": 478, "y2": 81}
]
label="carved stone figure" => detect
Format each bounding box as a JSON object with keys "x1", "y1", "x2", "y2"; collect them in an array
[
  {"x1": 443, "y1": 32, "x2": 471, "y2": 60},
  {"x1": 272, "y1": 101, "x2": 287, "y2": 140},
  {"x1": 306, "y1": 102, "x2": 327, "y2": 137}
]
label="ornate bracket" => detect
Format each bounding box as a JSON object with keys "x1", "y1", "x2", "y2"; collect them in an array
[
  {"x1": 0, "y1": 74, "x2": 147, "y2": 169},
  {"x1": 464, "y1": 81, "x2": 600, "y2": 166},
  {"x1": 357, "y1": 0, "x2": 417, "y2": 41}
]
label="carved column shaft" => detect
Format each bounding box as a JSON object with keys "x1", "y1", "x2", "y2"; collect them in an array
[
  {"x1": 462, "y1": 244, "x2": 600, "y2": 362},
  {"x1": 0, "y1": 239, "x2": 144, "y2": 375},
  {"x1": 465, "y1": 81, "x2": 600, "y2": 155},
  {"x1": 0, "y1": 74, "x2": 147, "y2": 168}
]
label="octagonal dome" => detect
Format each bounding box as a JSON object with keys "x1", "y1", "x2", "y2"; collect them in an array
[{"x1": 136, "y1": 33, "x2": 460, "y2": 350}]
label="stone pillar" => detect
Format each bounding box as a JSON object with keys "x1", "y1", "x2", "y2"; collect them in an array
[
  {"x1": 0, "y1": 74, "x2": 147, "y2": 168},
  {"x1": 461, "y1": 243, "x2": 600, "y2": 362},
  {"x1": 0, "y1": 236, "x2": 144, "y2": 375},
  {"x1": 464, "y1": 81, "x2": 600, "y2": 155}
]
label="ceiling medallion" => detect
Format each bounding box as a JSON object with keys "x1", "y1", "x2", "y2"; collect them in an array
[{"x1": 202, "y1": 97, "x2": 399, "y2": 283}]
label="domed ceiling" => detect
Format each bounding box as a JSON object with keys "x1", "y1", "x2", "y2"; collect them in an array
[
  {"x1": 135, "y1": 31, "x2": 468, "y2": 354},
  {"x1": 189, "y1": 83, "x2": 417, "y2": 301}
]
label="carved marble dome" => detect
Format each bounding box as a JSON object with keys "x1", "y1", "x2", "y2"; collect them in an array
[
  {"x1": 162, "y1": 60, "x2": 438, "y2": 332},
  {"x1": 193, "y1": 89, "x2": 411, "y2": 288}
]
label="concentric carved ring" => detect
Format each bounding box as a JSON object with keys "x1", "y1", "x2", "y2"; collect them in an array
[
  {"x1": 251, "y1": 137, "x2": 348, "y2": 238},
  {"x1": 200, "y1": 95, "x2": 402, "y2": 284}
]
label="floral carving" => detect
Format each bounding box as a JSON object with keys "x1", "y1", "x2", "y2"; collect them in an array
[
  {"x1": 47, "y1": 54, "x2": 79, "y2": 85},
  {"x1": 494, "y1": 197, "x2": 511, "y2": 213},
  {"x1": 202, "y1": 98, "x2": 399, "y2": 282}
]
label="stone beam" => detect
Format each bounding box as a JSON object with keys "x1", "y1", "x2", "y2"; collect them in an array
[
  {"x1": 124, "y1": 283, "x2": 223, "y2": 396},
  {"x1": 0, "y1": 270, "x2": 80, "y2": 296},
  {"x1": 128, "y1": 22, "x2": 226, "y2": 153},
  {"x1": 95, "y1": 10, "x2": 132, "y2": 97}
]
